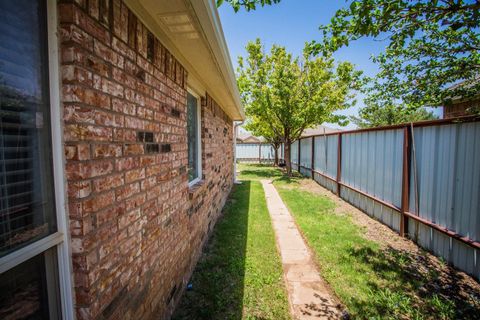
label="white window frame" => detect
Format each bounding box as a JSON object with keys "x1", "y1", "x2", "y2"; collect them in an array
[
  {"x1": 0, "y1": 0, "x2": 74, "y2": 318},
  {"x1": 187, "y1": 88, "x2": 202, "y2": 187}
]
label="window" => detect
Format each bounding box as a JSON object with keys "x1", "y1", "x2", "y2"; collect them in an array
[
  {"x1": 0, "y1": 0, "x2": 56, "y2": 258},
  {"x1": 187, "y1": 91, "x2": 201, "y2": 185},
  {"x1": 0, "y1": 0, "x2": 73, "y2": 318},
  {"x1": 0, "y1": 248, "x2": 60, "y2": 319}
]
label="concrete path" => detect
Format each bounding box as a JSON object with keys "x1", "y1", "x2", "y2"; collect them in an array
[{"x1": 261, "y1": 180, "x2": 342, "y2": 320}]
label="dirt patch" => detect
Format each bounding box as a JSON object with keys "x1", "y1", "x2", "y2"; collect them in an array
[{"x1": 297, "y1": 178, "x2": 480, "y2": 317}]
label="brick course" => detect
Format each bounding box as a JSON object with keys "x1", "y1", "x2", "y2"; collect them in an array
[{"x1": 59, "y1": 1, "x2": 234, "y2": 318}]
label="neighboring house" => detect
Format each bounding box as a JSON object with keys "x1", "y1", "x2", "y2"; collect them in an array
[
  {"x1": 301, "y1": 124, "x2": 342, "y2": 137},
  {"x1": 443, "y1": 79, "x2": 479, "y2": 118},
  {"x1": 236, "y1": 131, "x2": 263, "y2": 144},
  {"x1": 444, "y1": 97, "x2": 480, "y2": 118},
  {"x1": 0, "y1": 1, "x2": 243, "y2": 319}
]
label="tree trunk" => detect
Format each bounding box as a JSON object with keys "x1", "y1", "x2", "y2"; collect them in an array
[
  {"x1": 284, "y1": 140, "x2": 292, "y2": 176},
  {"x1": 273, "y1": 144, "x2": 279, "y2": 166}
]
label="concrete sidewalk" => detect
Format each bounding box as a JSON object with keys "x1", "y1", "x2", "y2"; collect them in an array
[{"x1": 261, "y1": 180, "x2": 342, "y2": 320}]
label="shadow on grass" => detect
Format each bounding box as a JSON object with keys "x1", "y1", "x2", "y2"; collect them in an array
[
  {"x1": 172, "y1": 182, "x2": 250, "y2": 320},
  {"x1": 346, "y1": 245, "x2": 480, "y2": 319},
  {"x1": 239, "y1": 164, "x2": 303, "y2": 183},
  {"x1": 273, "y1": 174, "x2": 302, "y2": 185}
]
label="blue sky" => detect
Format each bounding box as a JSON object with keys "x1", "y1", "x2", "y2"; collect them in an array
[{"x1": 218, "y1": 0, "x2": 440, "y2": 129}]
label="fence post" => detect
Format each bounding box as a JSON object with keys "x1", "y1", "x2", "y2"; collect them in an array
[
  {"x1": 400, "y1": 126, "x2": 411, "y2": 237},
  {"x1": 311, "y1": 136, "x2": 315, "y2": 178},
  {"x1": 259, "y1": 143, "x2": 262, "y2": 164},
  {"x1": 336, "y1": 133, "x2": 342, "y2": 196},
  {"x1": 298, "y1": 139, "x2": 301, "y2": 173}
]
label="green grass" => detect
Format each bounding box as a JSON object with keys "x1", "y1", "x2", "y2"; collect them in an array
[
  {"x1": 172, "y1": 177, "x2": 290, "y2": 319},
  {"x1": 238, "y1": 164, "x2": 480, "y2": 320}
]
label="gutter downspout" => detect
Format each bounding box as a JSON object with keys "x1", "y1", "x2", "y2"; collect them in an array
[{"x1": 233, "y1": 120, "x2": 244, "y2": 184}]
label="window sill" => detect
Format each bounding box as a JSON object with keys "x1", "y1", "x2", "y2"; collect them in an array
[{"x1": 188, "y1": 180, "x2": 205, "y2": 200}]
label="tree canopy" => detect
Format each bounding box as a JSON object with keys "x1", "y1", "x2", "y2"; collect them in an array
[
  {"x1": 350, "y1": 104, "x2": 438, "y2": 128},
  {"x1": 222, "y1": 0, "x2": 480, "y2": 112},
  {"x1": 217, "y1": 0, "x2": 280, "y2": 12},
  {"x1": 243, "y1": 116, "x2": 283, "y2": 164},
  {"x1": 237, "y1": 39, "x2": 361, "y2": 173}
]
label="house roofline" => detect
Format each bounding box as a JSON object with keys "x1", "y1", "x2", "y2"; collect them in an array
[{"x1": 124, "y1": 0, "x2": 244, "y2": 121}]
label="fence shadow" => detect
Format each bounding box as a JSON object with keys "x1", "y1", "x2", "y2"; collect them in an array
[
  {"x1": 346, "y1": 245, "x2": 480, "y2": 319},
  {"x1": 172, "y1": 182, "x2": 251, "y2": 320}
]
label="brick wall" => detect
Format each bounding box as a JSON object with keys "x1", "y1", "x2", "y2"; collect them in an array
[{"x1": 58, "y1": 0, "x2": 234, "y2": 319}]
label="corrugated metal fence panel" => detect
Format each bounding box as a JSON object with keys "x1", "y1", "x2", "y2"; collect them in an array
[
  {"x1": 341, "y1": 129, "x2": 404, "y2": 208},
  {"x1": 408, "y1": 123, "x2": 480, "y2": 279},
  {"x1": 409, "y1": 122, "x2": 480, "y2": 242},
  {"x1": 294, "y1": 121, "x2": 479, "y2": 280},
  {"x1": 236, "y1": 143, "x2": 260, "y2": 159},
  {"x1": 300, "y1": 137, "x2": 312, "y2": 169},
  {"x1": 290, "y1": 140, "x2": 298, "y2": 170},
  {"x1": 314, "y1": 135, "x2": 338, "y2": 178},
  {"x1": 291, "y1": 140, "x2": 298, "y2": 163},
  {"x1": 313, "y1": 172, "x2": 337, "y2": 193},
  {"x1": 260, "y1": 144, "x2": 275, "y2": 160},
  {"x1": 341, "y1": 186, "x2": 401, "y2": 231}
]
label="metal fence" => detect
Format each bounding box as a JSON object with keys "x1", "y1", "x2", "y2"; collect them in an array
[
  {"x1": 282, "y1": 117, "x2": 480, "y2": 280},
  {"x1": 236, "y1": 143, "x2": 278, "y2": 163}
]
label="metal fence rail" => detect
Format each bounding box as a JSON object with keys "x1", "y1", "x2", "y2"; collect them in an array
[{"x1": 286, "y1": 116, "x2": 480, "y2": 280}]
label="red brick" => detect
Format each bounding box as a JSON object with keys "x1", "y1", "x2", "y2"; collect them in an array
[
  {"x1": 65, "y1": 124, "x2": 113, "y2": 142},
  {"x1": 65, "y1": 144, "x2": 91, "y2": 160},
  {"x1": 93, "y1": 144, "x2": 122, "y2": 158},
  {"x1": 68, "y1": 181, "x2": 92, "y2": 199},
  {"x1": 82, "y1": 191, "x2": 115, "y2": 214},
  {"x1": 115, "y1": 157, "x2": 139, "y2": 171},
  {"x1": 93, "y1": 76, "x2": 124, "y2": 98},
  {"x1": 115, "y1": 182, "x2": 140, "y2": 201},
  {"x1": 94, "y1": 40, "x2": 124, "y2": 68},
  {"x1": 112, "y1": 97, "x2": 136, "y2": 115},
  {"x1": 112, "y1": 67, "x2": 136, "y2": 90},
  {"x1": 124, "y1": 143, "x2": 144, "y2": 156},
  {"x1": 125, "y1": 193, "x2": 146, "y2": 211},
  {"x1": 125, "y1": 168, "x2": 145, "y2": 183},
  {"x1": 63, "y1": 85, "x2": 111, "y2": 109},
  {"x1": 66, "y1": 160, "x2": 114, "y2": 180},
  {"x1": 93, "y1": 173, "x2": 124, "y2": 192},
  {"x1": 113, "y1": 0, "x2": 128, "y2": 43},
  {"x1": 97, "y1": 206, "x2": 125, "y2": 231},
  {"x1": 113, "y1": 128, "x2": 137, "y2": 142},
  {"x1": 112, "y1": 36, "x2": 135, "y2": 61},
  {"x1": 62, "y1": 65, "x2": 93, "y2": 86}
]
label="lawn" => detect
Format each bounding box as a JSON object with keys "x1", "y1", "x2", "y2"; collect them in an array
[
  {"x1": 172, "y1": 172, "x2": 290, "y2": 319},
  {"x1": 243, "y1": 164, "x2": 480, "y2": 320}
]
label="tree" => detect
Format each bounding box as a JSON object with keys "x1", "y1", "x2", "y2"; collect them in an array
[
  {"x1": 217, "y1": 0, "x2": 280, "y2": 12},
  {"x1": 237, "y1": 39, "x2": 361, "y2": 175},
  {"x1": 244, "y1": 116, "x2": 283, "y2": 165},
  {"x1": 223, "y1": 0, "x2": 480, "y2": 111},
  {"x1": 350, "y1": 103, "x2": 438, "y2": 128}
]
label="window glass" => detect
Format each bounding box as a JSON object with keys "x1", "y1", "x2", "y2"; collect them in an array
[
  {"x1": 187, "y1": 93, "x2": 199, "y2": 182},
  {"x1": 0, "y1": 249, "x2": 59, "y2": 319},
  {"x1": 0, "y1": 0, "x2": 56, "y2": 257}
]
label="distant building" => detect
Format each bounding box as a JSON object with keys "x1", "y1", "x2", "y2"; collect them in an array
[
  {"x1": 444, "y1": 97, "x2": 480, "y2": 118},
  {"x1": 301, "y1": 125, "x2": 342, "y2": 137},
  {"x1": 236, "y1": 131, "x2": 264, "y2": 144},
  {"x1": 443, "y1": 80, "x2": 479, "y2": 118}
]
